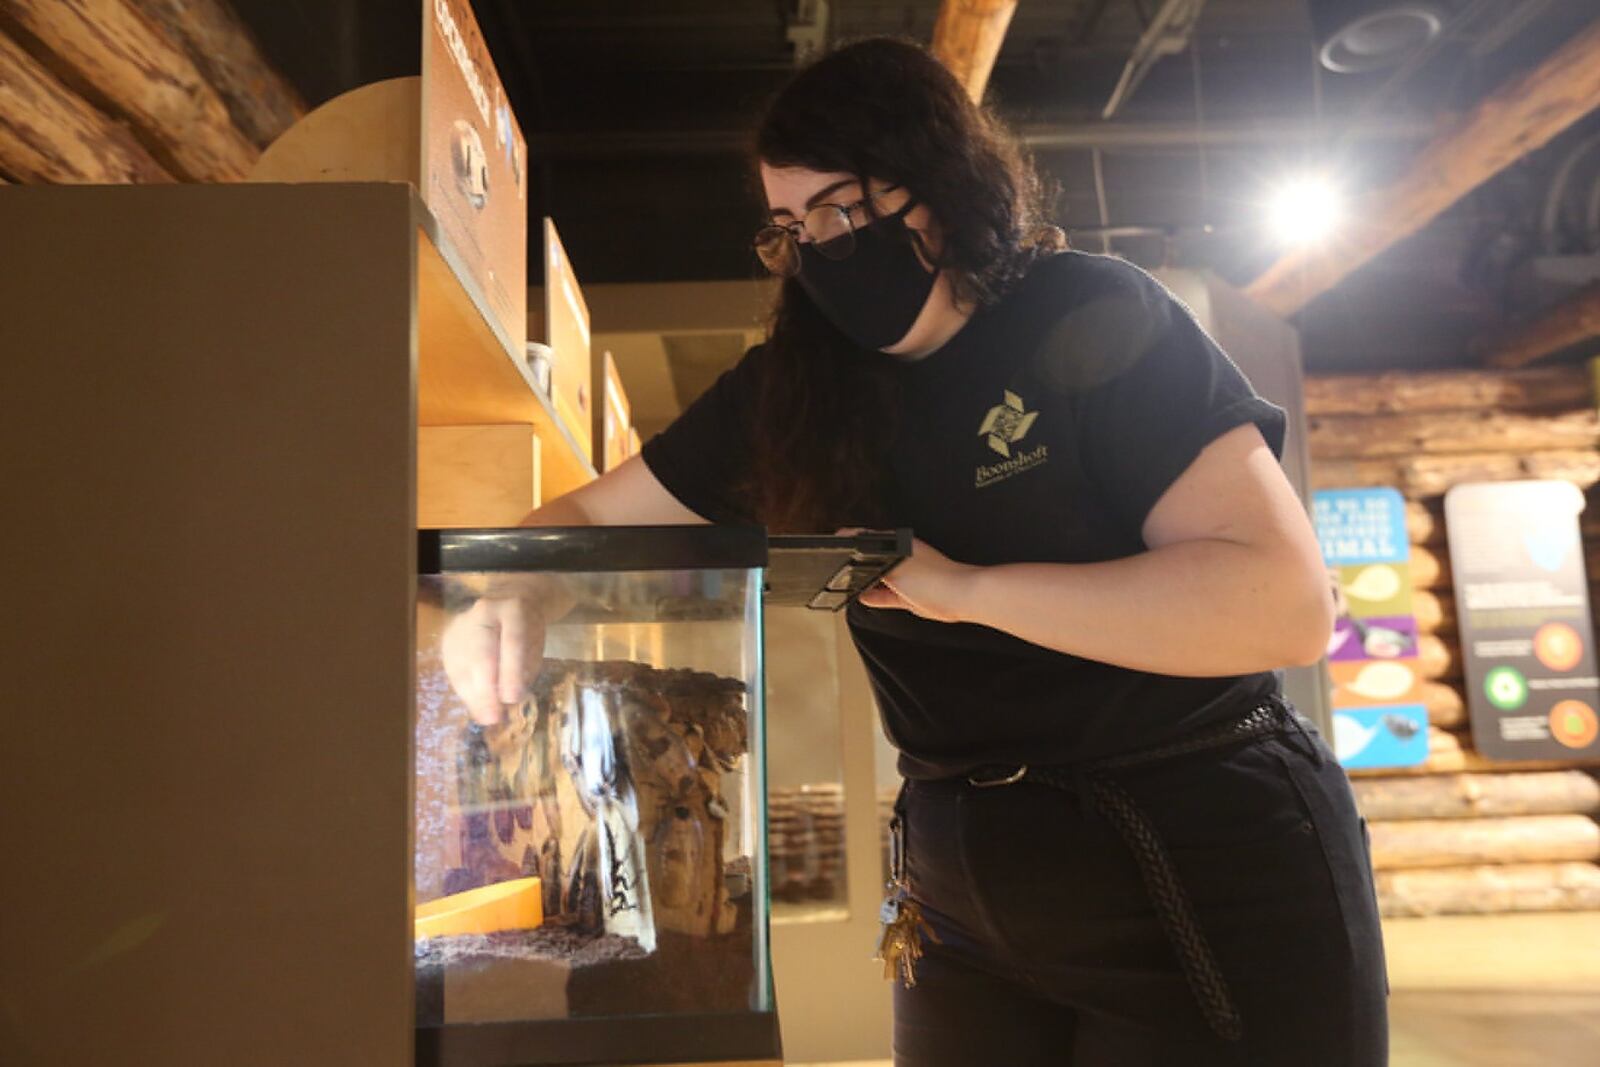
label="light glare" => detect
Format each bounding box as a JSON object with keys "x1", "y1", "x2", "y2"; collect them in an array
[{"x1": 1268, "y1": 177, "x2": 1343, "y2": 246}]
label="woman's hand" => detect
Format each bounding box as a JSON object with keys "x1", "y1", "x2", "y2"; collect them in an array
[
  {"x1": 440, "y1": 596, "x2": 548, "y2": 725},
  {"x1": 856, "y1": 537, "x2": 978, "y2": 624}
]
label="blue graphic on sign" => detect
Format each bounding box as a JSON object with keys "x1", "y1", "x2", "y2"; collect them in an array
[
  {"x1": 1332, "y1": 706, "x2": 1429, "y2": 769},
  {"x1": 1314, "y1": 487, "x2": 1409, "y2": 566}
]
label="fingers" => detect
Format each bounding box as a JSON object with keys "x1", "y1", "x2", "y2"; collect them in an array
[
  {"x1": 497, "y1": 600, "x2": 529, "y2": 706},
  {"x1": 442, "y1": 601, "x2": 505, "y2": 725},
  {"x1": 439, "y1": 598, "x2": 548, "y2": 725},
  {"x1": 858, "y1": 582, "x2": 910, "y2": 611}
]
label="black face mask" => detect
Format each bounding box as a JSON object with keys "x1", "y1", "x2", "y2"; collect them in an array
[{"x1": 795, "y1": 201, "x2": 937, "y2": 350}]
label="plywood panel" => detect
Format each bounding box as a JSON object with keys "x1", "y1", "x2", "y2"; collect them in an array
[
  {"x1": 418, "y1": 423, "x2": 539, "y2": 526},
  {"x1": 0, "y1": 183, "x2": 416, "y2": 1066},
  {"x1": 417, "y1": 224, "x2": 593, "y2": 499}
]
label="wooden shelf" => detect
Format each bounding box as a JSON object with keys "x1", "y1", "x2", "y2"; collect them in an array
[{"x1": 415, "y1": 216, "x2": 595, "y2": 501}]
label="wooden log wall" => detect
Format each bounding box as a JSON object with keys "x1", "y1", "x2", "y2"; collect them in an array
[
  {"x1": 0, "y1": 0, "x2": 303, "y2": 183},
  {"x1": 1310, "y1": 364, "x2": 1600, "y2": 917}
]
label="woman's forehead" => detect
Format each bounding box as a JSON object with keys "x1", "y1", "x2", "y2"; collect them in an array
[{"x1": 760, "y1": 164, "x2": 862, "y2": 216}]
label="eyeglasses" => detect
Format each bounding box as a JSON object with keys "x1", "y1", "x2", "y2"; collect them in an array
[{"x1": 753, "y1": 184, "x2": 906, "y2": 277}]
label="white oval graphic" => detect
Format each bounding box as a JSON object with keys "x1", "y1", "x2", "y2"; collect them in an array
[
  {"x1": 1344, "y1": 661, "x2": 1416, "y2": 701},
  {"x1": 1344, "y1": 564, "x2": 1401, "y2": 603}
]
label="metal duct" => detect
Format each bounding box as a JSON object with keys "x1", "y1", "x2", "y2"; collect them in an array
[{"x1": 1308, "y1": 1, "x2": 1445, "y2": 73}]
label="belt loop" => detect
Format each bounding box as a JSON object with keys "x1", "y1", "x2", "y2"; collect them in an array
[
  {"x1": 888, "y1": 814, "x2": 905, "y2": 886},
  {"x1": 967, "y1": 764, "x2": 1029, "y2": 788},
  {"x1": 1275, "y1": 696, "x2": 1325, "y2": 768}
]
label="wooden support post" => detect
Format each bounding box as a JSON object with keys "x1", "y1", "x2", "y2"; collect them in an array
[
  {"x1": 0, "y1": 29, "x2": 171, "y2": 182},
  {"x1": 126, "y1": 0, "x2": 306, "y2": 150},
  {"x1": 3, "y1": 0, "x2": 259, "y2": 180},
  {"x1": 1246, "y1": 18, "x2": 1600, "y2": 317},
  {"x1": 1304, "y1": 367, "x2": 1594, "y2": 417},
  {"x1": 930, "y1": 0, "x2": 1018, "y2": 103},
  {"x1": 1488, "y1": 283, "x2": 1600, "y2": 370}
]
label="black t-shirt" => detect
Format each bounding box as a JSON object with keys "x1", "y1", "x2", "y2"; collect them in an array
[{"x1": 642, "y1": 251, "x2": 1288, "y2": 778}]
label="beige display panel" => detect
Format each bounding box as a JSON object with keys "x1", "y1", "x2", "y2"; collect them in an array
[{"x1": 0, "y1": 184, "x2": 417, "y2": 1066}]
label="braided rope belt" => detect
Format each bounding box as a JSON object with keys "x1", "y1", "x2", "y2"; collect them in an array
[{"x1": 963, "y1": 697, "x2": 1316, "y2": 1042}]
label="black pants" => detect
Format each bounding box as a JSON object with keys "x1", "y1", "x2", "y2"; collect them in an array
[{"x1": 893, "y1": 731, "x2": 1388, "y2": 1065}]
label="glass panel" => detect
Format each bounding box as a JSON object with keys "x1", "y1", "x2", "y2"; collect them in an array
[
  {"x1": 764, "y1": 608, "x2": 849, "y2": 922},
  {"x1": 415, "y1": 564, "x2": 767, "y2": 1027}
]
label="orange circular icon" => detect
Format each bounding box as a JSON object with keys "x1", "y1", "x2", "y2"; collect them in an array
[
  {"x1": 1549, "y1": 701, "x2": 1599, "y2": 749},
  {"x1": 1534, "y1": 623, "x2": 1585, "y2": 672}
]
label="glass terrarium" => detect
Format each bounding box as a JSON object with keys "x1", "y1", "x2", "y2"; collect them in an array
[{"x1": 413, "y1": 526, "x2": 906, "y2": 1066}]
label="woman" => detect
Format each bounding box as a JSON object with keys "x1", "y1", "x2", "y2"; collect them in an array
[{"x1": 446, "y1": 37, "x2": 1387, "y2": 1066}]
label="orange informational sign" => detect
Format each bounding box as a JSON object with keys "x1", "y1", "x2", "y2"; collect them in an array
[
  {"x1": 541, "y1": 219, "x2": 594, "y2": 460},
  {"x1": 595, "y1": 351, "x2": 633, "y2": 473},
  {"x1": 421, "y1": 0, "x2": 527, "y2": 353}
]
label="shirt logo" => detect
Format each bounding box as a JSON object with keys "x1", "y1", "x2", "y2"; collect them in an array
[
  {"x1": 978, "y1": 391, "x2": 1039, "y2": 457},
  {"x1": 974, "y1": 391, "x2": 1048, "y2": 489}
]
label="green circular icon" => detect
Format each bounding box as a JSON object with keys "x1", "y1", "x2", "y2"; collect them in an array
[{"x1": 1485, "y1": 666, "x2": 1529, "y2": 711}]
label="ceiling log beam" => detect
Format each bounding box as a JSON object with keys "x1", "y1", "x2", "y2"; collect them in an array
[
  {"x1": 930, "y1": 0, "x2": 1018, "y2": 103},
  {"x1": 0, "y1": 29, "x2": 172, "y2": 182},
  {"x1": 1245, "y1": 16, "x2": 1600, "y2": 319},
  {"x1": 0, "y1": 0, "x2": 259, "y2": 180},
  {"x1": 1487, "y1": 283, "x2": 1600, "y2": 369},
  {"x1": 126, "y1": 0, "x2": 305, "y2": 151}
]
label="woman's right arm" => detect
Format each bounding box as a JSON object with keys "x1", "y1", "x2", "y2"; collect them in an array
[
  {"x1": 444, "y1": 455, "x2": 708, "y2": 723},
  {"x1": 519, "y1": 453, "x2": 709, "y2": 528}
]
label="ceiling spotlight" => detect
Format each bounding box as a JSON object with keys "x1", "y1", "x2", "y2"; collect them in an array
[{"x1": 1268, "y1": 177, "x2": 1343, "y2": 246}]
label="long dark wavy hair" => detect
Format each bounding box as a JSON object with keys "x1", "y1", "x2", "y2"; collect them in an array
[{"x1": 747, "y1": 37, "x2": 1063, "y2": 532}]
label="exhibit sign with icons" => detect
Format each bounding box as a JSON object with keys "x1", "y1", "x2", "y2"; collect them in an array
[
  {"x1": 422, "y1": 0, "x2": 528, "y2": 351},
  {"x1": 1314, "y1": 488, "x2": 1429, "y2": 769},
  {"x1": 1445, "y1": 480, "x2": 1600, "y2": 762}
]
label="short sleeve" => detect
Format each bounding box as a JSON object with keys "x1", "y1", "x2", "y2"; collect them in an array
[
  {"x1": 1035, "y1": 258, "x2": 1285, "y2": 537},
  {"x1": 639, "y1": 344, "x2": 765, "y2": 524}
]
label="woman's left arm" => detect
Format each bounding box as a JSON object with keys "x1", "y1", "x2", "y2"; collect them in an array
[{"x1": 858, "y1": 422, "x2": 1334, "y2": 676}]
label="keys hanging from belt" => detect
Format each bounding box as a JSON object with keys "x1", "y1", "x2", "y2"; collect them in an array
[{"x1": 875, "y1": 812, "x2": 939, "y2": 988}]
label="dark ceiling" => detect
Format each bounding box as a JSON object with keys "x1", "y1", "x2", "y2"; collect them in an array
[{"x1": 231, "y1": 0, "x2": 1600, "y2": 372}]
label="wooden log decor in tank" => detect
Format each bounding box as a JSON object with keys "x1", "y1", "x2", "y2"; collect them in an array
[{"x1": 449, "y1": 659, "x2": 751, "y2": 944}]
